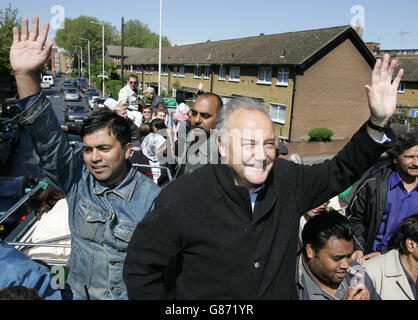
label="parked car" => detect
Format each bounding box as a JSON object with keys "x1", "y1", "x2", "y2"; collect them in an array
[
  {"x1": 85, "y1": 89, "x2": 100, "y2": 109},
  {"x1": 42, "y1": 75, "x2": 54, "y2": 87},
  {"x1": 83, "y1": 85, "x2": 95, "y2": 94},
  {"x1": 40, "y1": 80, "x2": 52, "y2": 89},
  {"x1": 63, "y1": 104, "x2": 88, "y2": 123},
  {"x1": 64, "y1": 88, "x2": 81, "y2": 102},
  {"x1": 92, "y1": 96, "x2": 107, "y2": 110},
  {"x1": 60, "y1": 83, "x2": 76, "y2": 93}
]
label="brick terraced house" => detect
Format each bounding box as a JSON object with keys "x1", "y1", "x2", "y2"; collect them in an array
[{"x1": 121, "y1": 25, "x2": 377, "y2": 142}]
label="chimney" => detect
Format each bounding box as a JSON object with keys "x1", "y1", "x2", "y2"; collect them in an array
[{"x1": 354, "y1": 23, "x2": 364, "y2": 39}]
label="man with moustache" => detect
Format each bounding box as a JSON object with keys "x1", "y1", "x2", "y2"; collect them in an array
[
  {"x1": 7, "y1": 17, "x2": 160, "y2": 300},
  {"x1": 173, "y1": 92, "x2": 223, "y2": 177},
  {"x1": 124, "y1": 50, "x2": 404, "y2": 299},
  {"x1": 348, "y1": 131, "x2": 418, "y2": 264}
]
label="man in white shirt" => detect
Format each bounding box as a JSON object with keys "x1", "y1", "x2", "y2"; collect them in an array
[{"x1": 118, "y1": 75, "x2": 139, "y2": 111}]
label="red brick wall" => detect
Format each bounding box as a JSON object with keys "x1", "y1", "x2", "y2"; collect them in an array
[{"x1": 291, "y1": 39, "x2": 372, "y2": 141}]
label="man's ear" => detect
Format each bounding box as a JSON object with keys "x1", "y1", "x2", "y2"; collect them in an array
[
  {"x1": 217, "y1": 136, "x2": 226, "y2": 158},
  {"x1": 306, "y1": 243, "x2": 316, "y2": 259},
  {"x1": 405, "y1": 238, "x2": 417, "y2": 254},
  {"x1": 124, "y1": 142, "x2": 132, "y2": 159}
]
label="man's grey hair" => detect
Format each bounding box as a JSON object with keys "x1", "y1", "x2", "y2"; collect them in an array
[{"x1": 215, "y1": 97, "x2": 270, "y2": 132}]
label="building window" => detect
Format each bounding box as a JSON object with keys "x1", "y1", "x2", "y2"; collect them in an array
[
  {"x1": 397, "y1": 82, "x2": 405, "y2": 93},
  {"x1": 114, "y1": 56, "x2": 121, "y2": 61},
  {"x1": 194, "y1": 66, "x2": 201, "y2": 78},
  {"x1": 179, "y1": 65, "x2": 185, "y2": 77},
  {"x1": 257, "y1": 67, "x2": 272, "y2": 84},
  {"x1": 135, "y1": 65, "x2": 142, "y2": 73},
  {"x1": 219, "y1": 66, "x2": 226, "y2": 80},
  {"x1": 203, "y1": 66, "x2": 210, "y2": 79},
  {"x1": 270, "y1": 103, "x2": 286, "y2": 124},
  {"x1": 173, "y1": 66, "x2": 178, "y2": 77},
  {"x1": 162, "y1": 65, "x2": 169, "y2": 76},
  {"x1": 229, "y1": 67, "x2": 240, "y2": 82},
  {"x1": 276, "y1": 67, "x2": 289, "y2": 86}
]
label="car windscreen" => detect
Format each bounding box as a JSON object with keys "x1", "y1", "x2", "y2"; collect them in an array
[
  {"x1": 69, "y1": 106, "x2": 85, "y2": 112},
  {"x1": 66, "y1": 89, "x2": 77, "y2": 93}
]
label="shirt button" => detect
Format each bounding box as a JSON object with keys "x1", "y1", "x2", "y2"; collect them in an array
[{"x1": 254, "y1": 261, "x2": 261, "y2": 269}]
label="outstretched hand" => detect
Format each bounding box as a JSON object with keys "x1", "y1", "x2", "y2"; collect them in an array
[
  {"x1": 10, "y1": 16, "x2": 52, "y2": 75},
  {"x1": 365, "y1": 53, "x2": 404, "y2": 126}
]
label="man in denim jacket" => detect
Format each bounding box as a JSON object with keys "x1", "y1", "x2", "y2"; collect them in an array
[{"x1": 7, "y1": 16, "x2": 160, "y2": 300}]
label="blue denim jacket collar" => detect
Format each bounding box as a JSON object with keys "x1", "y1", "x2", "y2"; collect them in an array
[{"x1": 90, "y1": 163, "x2": 138, "y2": 201}]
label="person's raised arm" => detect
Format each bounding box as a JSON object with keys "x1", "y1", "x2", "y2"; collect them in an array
[
  {"x1": 365, "y1": 53, "x2": 404, "y2": 140},
  {"x1": 10, "y1": 16, "x2": 53, "y2": 99}
]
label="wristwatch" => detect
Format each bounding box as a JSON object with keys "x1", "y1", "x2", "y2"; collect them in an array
[{"x1": 367, "y1": 118, "x2": 390, "y2": 132}]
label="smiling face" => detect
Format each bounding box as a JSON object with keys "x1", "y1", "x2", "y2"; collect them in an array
[
  {"x1": 306, "y1": 237, "x2": 353, "y2": 288},
  {"x1": 142, "y1": 108, "x2": 152, "y2": 121},
  {"x1": 82, "y1": 127, "x2": 131, "y2": 185},
  {"x1": 218, "y1": 109, "x2": 276, "y2": 192}
]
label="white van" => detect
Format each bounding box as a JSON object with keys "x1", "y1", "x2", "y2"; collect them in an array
[{"x1": 42, "y1": 75, "x2": 54, "y2": 86}]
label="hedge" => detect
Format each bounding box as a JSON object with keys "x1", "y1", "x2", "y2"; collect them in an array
[{"x1": 308, "y1": 128, "x2": 334, "y2": 142}]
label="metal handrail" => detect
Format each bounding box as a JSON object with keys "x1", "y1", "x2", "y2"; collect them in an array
[
  {"x1": 0, "y1": 181, "x2": 48, "y2": 224},
  {"x1": 132, "y1": 163, "x2": 173, "y2": 181},
  {"x1": 6, "y1": 242, "x2": 71, "y2": 248}
]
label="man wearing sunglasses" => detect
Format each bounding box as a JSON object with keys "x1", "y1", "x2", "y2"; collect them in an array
[{"x1": 118, "y1": 75, "x2": 140, "y2": 112}]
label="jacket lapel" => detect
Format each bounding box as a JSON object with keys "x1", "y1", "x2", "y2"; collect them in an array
[{"x1": 385, "y1": 250, "x2": 414, "y2": 300}]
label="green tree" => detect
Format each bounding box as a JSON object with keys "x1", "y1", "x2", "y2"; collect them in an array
[
  {"x1": 116, "y1": 19, "x2": 171, "y2": 48},
  {"x1": 54, "y1": 16, "x2": 117, "y2": 66},
  {"x1": 0, "y1": 3, "x2": 20, "y2": 77}
]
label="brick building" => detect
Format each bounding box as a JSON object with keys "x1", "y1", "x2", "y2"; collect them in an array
[
  {"x1": 395, "y1": 57, "x2": 418, "y2": 118},
  {"x1": 121, "y1": 25, "x2": 375, "y2": 142}
]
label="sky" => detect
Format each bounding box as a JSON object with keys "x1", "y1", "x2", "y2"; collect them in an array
[{"x1": 4, "y1": 0, "x2": 418, "y2": 49}]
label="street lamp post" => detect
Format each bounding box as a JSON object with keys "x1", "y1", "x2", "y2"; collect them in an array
[
  {"x1": 80, "y1": 38, "x2": 91, "y2": 85},
  {"x1": 91, "y1": 21, "x2": 105, "y2": 96},
  {"x1": 75, "y1": 45, "x2": 82, "y2": 77}
]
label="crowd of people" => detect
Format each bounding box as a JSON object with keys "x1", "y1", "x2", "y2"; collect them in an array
[{"x1": 0, "y1": 16, "x2": 416, "y2": 301}]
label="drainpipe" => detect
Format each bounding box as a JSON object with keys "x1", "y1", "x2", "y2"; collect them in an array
[{"x1": 288, "y1": 68, "x2": 297, "y2": 142}]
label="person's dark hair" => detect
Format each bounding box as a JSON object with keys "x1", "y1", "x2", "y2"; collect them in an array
[
  {"x1": 387, "y1": 132, "x2": 418, "y2": 164},
  {"x1": 25, "y1": 184, "x2": 65, "y2": 219},
  {"x1": 176, "y1": 92, "x2": 185, "y2": 104},
  {"x1": 302, "y1": 209, "x2": 353, "y2": 258},
  {"x1": 0, "y1": 286, "x2": 43, "y2": 300},
  {"x1": 394, "y1": 214, "x2": 418, "y2": 252},
  {"x1": 127, "y1": 74, "x2": 138, "y2": 82},
  {"x1": 150, "y1": 118, "x2": 167, "y2": 131},
  {"x1": 137, "y1": 123, "x2": 151, "y2": 142},
  {"x1": 196, "y1": 93, "x2": 223, "y2": 112},
  {"x1": 81, "y1": 110, "x2": 131, "y2": 147}
]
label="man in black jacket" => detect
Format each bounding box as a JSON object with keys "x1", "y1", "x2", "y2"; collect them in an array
[
  {"x1": 123, "y1": 54, "x2": 403, "y2": 299},
  {"x1": 347, "y1": 131, "x2": 418, "y2": 264}
]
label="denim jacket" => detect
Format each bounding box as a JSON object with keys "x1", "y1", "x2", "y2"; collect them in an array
[{"x1": 12, "y1": 92, "x2": 160, "y2": 299}]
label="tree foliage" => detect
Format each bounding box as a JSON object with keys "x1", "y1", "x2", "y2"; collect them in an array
[
  {"x1": 0, "y1": 3, "x2": 20, "y2": 77},
  {"x1": 54, "y1": 16, "x2": 117, "y2": 65},
  {"x1": 116, "y1": 19, "x2": 171, "y2": 48}
]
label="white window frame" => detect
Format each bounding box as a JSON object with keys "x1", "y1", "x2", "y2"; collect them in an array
[
  {"x1": 219, "y1": 66, "x2": 226, "y2": 80},
  {"x1": 203, "y1": 66, "x2": 210, "y2": 79},
  {"x1": 229, "y1": 67, "x2": 240, "y2": 82},
  {"x1": 194, "y1": 66, "x2": 201, "y2": 79},
  {"x1": 114, "y1": 56, "x2": 121, "y2": 62},
  {"x1": 276, "y1": 67, "x2": 289, "y2": 86},
  {"x1": 257, "y1": 67, "x2": 272, "y2": 84},
  {"x1": 135, "y1": 65, "x2": 143, "y2": 74},
  {"x1": 397, "y1": 82, "x2": 405, "y2": 93},
  {"x1": 179, "y1": 65, "x2": 185, "y2": 78},
  {"x1": 270, "y1": 102, "x2": 286, "y2": 124},
  {"x1": 172, "y1": 66, "x2": 178, "y2": 77}
]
